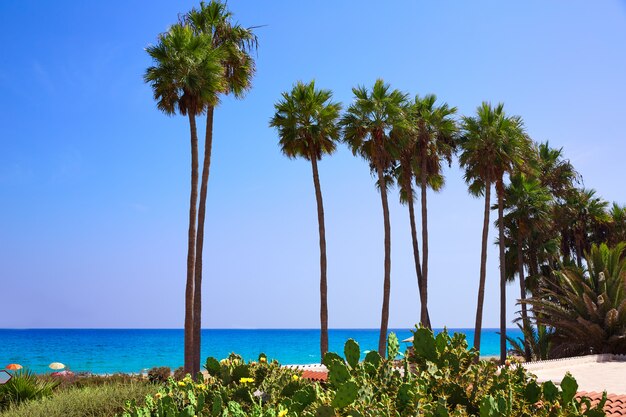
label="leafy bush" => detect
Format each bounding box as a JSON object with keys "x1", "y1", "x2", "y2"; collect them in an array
[
  {"x1": 0, "y1": 381, "x2": 153, "y2": 417},
  {"x1": 122, "y1": 328, "x2": 607, "y2": 417},
  {"x1": 0, "y1": 369, "x2": 60, "y2": 409},
  {"x1": 147, "y1": 366, "x2": 171, "y2": 384},
  {"x1": 173, "y1": 367, "x2": 186, "y2": 381}
]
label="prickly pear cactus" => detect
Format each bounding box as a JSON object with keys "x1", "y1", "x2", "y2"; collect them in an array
[
  {"x1": 205, "y1": 356, "x2": 221, "y2": 376},
  {"x1": 328, "y1": 360, "x2": 350, "y2": 387},
  {"x1": 386, "y1": 332, "x2": 400, "y2": 360},
  {"x1": 412, "y1": 327, "x2": 437, "y2": 363},
  {"x1": 322, "y1": 352, "x2": 343, "y2": 367},
  {"x1": 331, "y1": 380, "x2": 358, "y2": 408},
  {"x1": 314, "y1": 405, "x2": 335, "y2": 417},
  {"x1": 344, "y1": 338, "x2": 360, "y2": 368}
]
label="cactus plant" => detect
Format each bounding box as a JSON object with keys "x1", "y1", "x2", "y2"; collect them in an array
[
  {"x1": 331, "y1": 380, "x2": 358, "y2": 408},
  {"x1": 344, "y1": 338, "x2": 360, "y2": 368},
  {"x1": 386, "y1": 332, "x2": 400, "y2": 360},
  {"x1": 327, "y1": 361, "x2": 350, "y2": 387}
]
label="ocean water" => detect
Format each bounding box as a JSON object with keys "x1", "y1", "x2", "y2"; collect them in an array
[{"x1": 0, "y1": 328, "x2": 521, "y2": 374}]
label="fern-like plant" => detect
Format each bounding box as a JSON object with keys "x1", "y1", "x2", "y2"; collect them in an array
[
  {"x1": 525, "y1": 243, "x2": 626, "y2": 358},
  {"x1": 0, "y1": 369, "x2": 60, "y2": 409}
]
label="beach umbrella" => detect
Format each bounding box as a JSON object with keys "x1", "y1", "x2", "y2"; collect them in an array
[
  {"x1": 49, "y1": 362, "x2": 65, "y2": 370},
  {"x1": 5, "y1": 364, "x2": 22, "y2": 371}
]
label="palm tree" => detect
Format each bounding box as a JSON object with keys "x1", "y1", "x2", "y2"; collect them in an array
[
  {"x1": 458, "y1": 102, "x2": 529, "y2": 363},
  {"x1": 526, "y1": 243, "x2": 626, "y2": 357},
  {"x1": 536, "y1": 141, "x2": 579, "y2": 201},
  {"x1": 144, "y1": 23, "x2": 224, "y2": 375},
  {"x1": 269, "y1": 81, "x2": 341, "y2": 361},
  {"x1": 502, "y1": 173, "x2": 552, "y2": 360},
  {"x1": 185, "y1": 0, "x2": 258, "y2": 376},
  {"x1": 409, "y1": 94, "x2": 457, "y2": 328},
  {"x1": 393, "y1": 130, "x2": 426, "y2": 327},
  {"x1": 340, "y1": 79, "x2": 408, "y2": 355}
]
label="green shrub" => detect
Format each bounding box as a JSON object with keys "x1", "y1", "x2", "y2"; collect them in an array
[
  {"x1": 0, "y1": 382, "x2": 153, "y2": 417},
  {"x1": 0, "y1": 369, "x2": 60, "y2": 409},
  {"x1": 121, "y1": 328, "x2": 607, "y2": 417}
]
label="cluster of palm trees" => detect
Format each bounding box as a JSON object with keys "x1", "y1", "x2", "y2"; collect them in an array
[
  {"x1": 144, "y1": 1, "x2": 626, "y2": 371},
  {"x1": 270, "y1": 79, "x2": 626, "y2": 363},
  {"x1": 144, "y1": 1, "x2": 257, "y2": 377}
]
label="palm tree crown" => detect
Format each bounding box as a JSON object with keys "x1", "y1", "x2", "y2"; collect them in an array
[
  {"x1": 341, "y1": 79, "x2": 408, "y2": 173},
  {"x1": 185, "y1": 0, "x2": 258, "y2": 98},
  {"x1": 458, "y1": 102, "x2": 528, "y2": 196},
  {"x1": 144, "y1": 23, "x2": 224, "y2": 116},
  {"x1": 270, "y1": 81, "x2": 342, "y2": 160},
  {"x1": 409, "y1": 94, "x2": 457, "y2": 187}
]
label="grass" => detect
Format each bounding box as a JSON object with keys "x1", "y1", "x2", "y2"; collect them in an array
[{"x1": 0, "y1": 381, "x2": 154, "y2": 417}]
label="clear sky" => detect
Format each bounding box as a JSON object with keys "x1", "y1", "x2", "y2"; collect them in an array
[{"x1": 1, "y1": 1, "x2": 625, "y2": 329}]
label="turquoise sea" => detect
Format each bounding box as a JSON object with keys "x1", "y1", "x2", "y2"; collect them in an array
[{"x1": 0, "y1": 328, "x2": 521, "y2": 374}]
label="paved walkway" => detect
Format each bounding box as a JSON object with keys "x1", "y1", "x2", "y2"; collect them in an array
[{"x1": 523, "y1": 354, "x2": 626, "y2": 394}]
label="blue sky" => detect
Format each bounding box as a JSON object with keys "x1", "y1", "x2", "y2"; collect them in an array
[{"x1": 1, "y1": 1, "x2": 625, "y2": 329}]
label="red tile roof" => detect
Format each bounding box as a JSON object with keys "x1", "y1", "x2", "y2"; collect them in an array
[
  {"x1": 300, "y1": 370, "x2": 327, "y2": 381},
  {"x1": 578, "y1": 392, "x2": 626, "y2": 417}
]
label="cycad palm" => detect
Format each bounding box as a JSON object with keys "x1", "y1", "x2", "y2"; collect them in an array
[
  {"x1": 459, "y1": 102, "x2": 529, "y2": 363},
  {"x1": 185, "y1": 0, "x2": 258, "y2": 376},
  {"x1": 144, "y1": 23, "x2": 224, "y2": 376},
  {"x1": 270, "y1": 81, "x2": 341, "y2": 361},
  {"x1": 526, "y1": 243, "x2": 626, "y2": 357},
  {"x1": 340, "y1": 79, "x2": 408, "y2": 355},
  {"x1": 410, "y1": 94, "x2": 457, "y2": 328}
]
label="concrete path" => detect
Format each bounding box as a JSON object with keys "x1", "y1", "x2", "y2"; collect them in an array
[{"x1": 523, "y1": 354, "x2": 626, "y2": 394}]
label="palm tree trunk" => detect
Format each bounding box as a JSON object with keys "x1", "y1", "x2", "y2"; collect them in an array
[
  {"x1": 192, "y1": 106, "x2": 215, "y2": 378},
  {"x1": 473, "y1": 180, "x2": 491, "y2": 356},
  {"x1": 420, "y1": 163, "x2": 431, "y2": 329},
  {"x1": 498, "y1": 185, "x2": 507, "y2": 365},
  {"x1": 407, "y1": 186, "x2": 426, "y2": 325},
  {"x1": 184, "y1": 112, "x2": 199, "y2": 375},
  {"x1": 517, "y1": 231, "x2": 531, "y2": 361},
  {"x1": 376, "y1": 164, "x2": 392, "y2": 357},
  {"x1": 575, "y1": 238, "x2": 583, "y2": 268},
  {"x1": 310, "y1": 156, "x2": 328, "y2": 361}
]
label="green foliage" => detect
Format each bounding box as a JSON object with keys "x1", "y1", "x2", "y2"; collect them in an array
[
  {"x1": 123, "y1": 329, "x2": 607, "y2": 416},
  {"x1": 0, "y1": 380, "x2": 151, "y2": 417},
  {"x1": 526, "y1": 243, "x2": 626, "y2": 357},
  {"x1": 506, "y1": 323, "x2": 553, "y2": 361},
  {"x1": 0, "y1": 369, "x2": 60, "y2": 409}
]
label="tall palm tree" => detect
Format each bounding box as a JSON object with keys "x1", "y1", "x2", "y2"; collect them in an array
[
  {"x1": 393, "y1": 131, "x2": 426, "y2": 327},
  {"x1": 340, "y1": 79, "x2": 408, "y2": 355},
  {"x1": 409, "y1": 94, "x2": 457, "y2": 328},
  {"x1": 144, "y1": 23, "x2": 224, "y2": 375},
  {"x1": 566, "y1": 189, "x2": 609, "y2": 268},
  {"x1": 458, "y1": 102, "x2": 529, "y2": 363},
  {"x1": 536, "y1": 141, "x2": 579, "y2": 201},
  {"x1": 185, "y1": 0, "x2": 258, "y2": 376},
  {"x1": 502, "y1": 173, "x2": 552, "y2": 360},
  {"x1": 269, "y1": 81, "x2": 341, "y2": 361}
]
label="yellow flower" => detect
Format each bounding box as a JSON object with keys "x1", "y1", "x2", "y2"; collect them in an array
[
  {"x1": 183, "y1": 375, "x2": 193, "y2": 383},
  {"x1": 239, "y1": 377, "x2": 254, "y2": 384},
  {"x1": 178, "y1": 381, "x2": 186, "y2": 387},
  {"x1": 278, "y1": 410, "x2": 288, "y2": 417},
  {"x1": 155, "y1": 392, "x2": 163, "y2": 399},
  {"x1": 291, "y1": 374, "x2": 299, "y2": 381},
  {"x1": 196, "y1": 383, "x2": 206, "y2": 390},
  {"x1": 259, "y1": 357, "x2": 267, "y2": 363}
]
